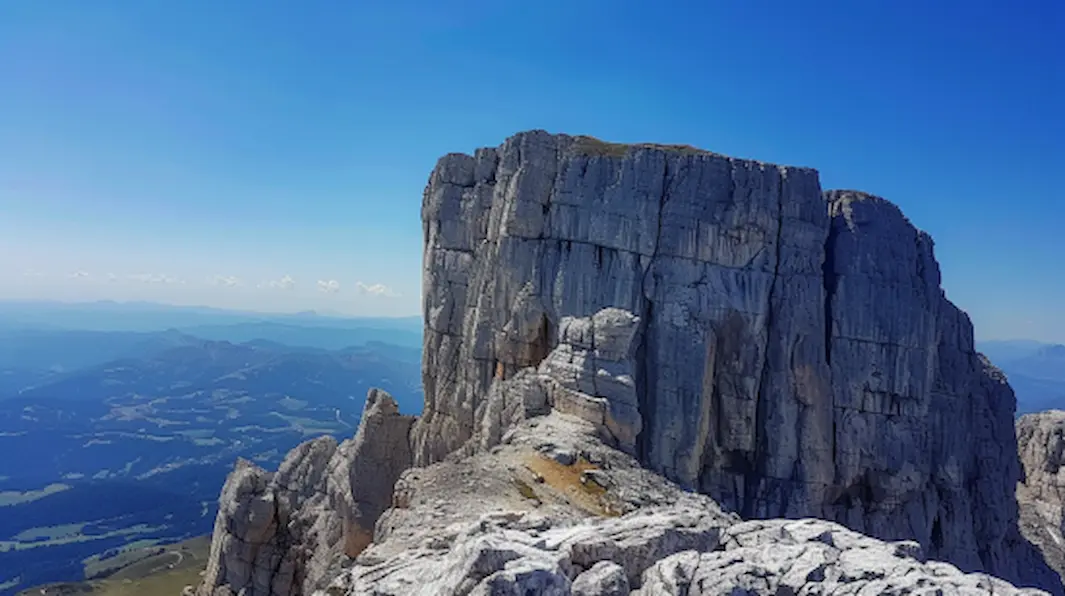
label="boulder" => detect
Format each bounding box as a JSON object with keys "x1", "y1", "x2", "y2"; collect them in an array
[{"x1": 636, "y1": 518, "x2": 1047, "y2": 596}]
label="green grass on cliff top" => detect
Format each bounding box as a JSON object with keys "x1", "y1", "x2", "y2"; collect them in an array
[{"x1": 571, "y1": 135, "x2": 714, "y2": 158}]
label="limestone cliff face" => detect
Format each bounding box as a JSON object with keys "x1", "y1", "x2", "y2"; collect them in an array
[
  {"x1": 1017, "y1": 410, "x2": 1065, "y2": 579},
  {"x1": 196, "y1": 130, "x2": 1057, "y2": 596},
  {"x1": 413, "y1": 130, "x2": 1046, "y2": 586}
]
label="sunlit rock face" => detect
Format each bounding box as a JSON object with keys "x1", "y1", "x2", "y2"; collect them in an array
[
  {"x1": 413, "y1": 130, "x2": 1052, "y2": 588},
  {"x1": 1017, "y1": 410, "x2": 1065, "y2": 581},
  {"x1": 197, "y1": 390, "x2": 414, "y2": 596},
  {"x1": 195, "y1": 131, "x2": 1060, "y2": 596}
]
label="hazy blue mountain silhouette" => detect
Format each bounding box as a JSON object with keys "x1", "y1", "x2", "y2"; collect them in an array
[
  {"x1": 0, "y1": 318, "x2": 422, "y2": 593},
  {"x1": 979, "y1": 339, "x2": 1051, "y2": 364},
  {"x1": 177, "y1": 320, "x2": 421, "y2": 350},
  {"x1": 979, "y1": 340, "x2": 1065, "y2": 416},
  {"x1": 0, "y1": 299, "x2": 422, "y2": 339}
]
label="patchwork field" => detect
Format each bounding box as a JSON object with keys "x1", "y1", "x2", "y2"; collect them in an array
[
  {"x1": 0, "y1": 331, "x2": 421, "y2": 594},
  {"x1": 17, "y1": 536, "x2": 211, "y2": 596}
]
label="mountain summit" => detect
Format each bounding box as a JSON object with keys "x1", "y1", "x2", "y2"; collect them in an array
[{"x1": 195, "y1": 131, "x2": 1061, "y2": 595}]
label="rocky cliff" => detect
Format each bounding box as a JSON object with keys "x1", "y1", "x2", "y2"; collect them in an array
[
  {"x1": 415, "y1": 131, "x2": 1050, "y2": 585},
  {"x1": 196, "y1": 130, "x2": 1060, "y2": 595},
  {"x1": 195, "y1": 389, "x2": 414, "y2": 596},
  {"x1": 1017, "y1": 410, "x2": 1065, "y2": 579}
]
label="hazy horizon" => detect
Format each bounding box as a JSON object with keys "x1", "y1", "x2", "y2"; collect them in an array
[
  {"x1": 0, "y1": 297, "x2": 423, "y2": 320},
  {"x1": 0, "y1": 297, "x2": 1059, "y2": 347},
  {"x1": 0, "y1": 273, "x2": 417, "y2": 318}
]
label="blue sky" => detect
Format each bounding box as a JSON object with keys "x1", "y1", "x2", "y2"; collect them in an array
[{"x1": 0, "y1": 2, "x2": 1062, "y2": 339}]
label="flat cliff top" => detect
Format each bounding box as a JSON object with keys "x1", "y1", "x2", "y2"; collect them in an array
[{"x1": 442, "y1": 130, "x2": 821, "y2": 173}]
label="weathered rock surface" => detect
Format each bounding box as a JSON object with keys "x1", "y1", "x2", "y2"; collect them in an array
[
  {"x1": 322, "y1": 505, "x2": 730, "y2": 596},
  {"x1": 313, "y1": 413, "x2": 734, "y2": 595},
  {"x1": 572, "y1": 561, "x2": 629, "y2": 596},
  {"x1": 198, "y1": 130, "x2": 1059, "y2": 595},
  {"x1": 196, "y1": 390, "x2": 414, "y2": 596},
  {"x1": 1018, "y1": 410, "x2": 1065, "y2": 580},
  {"x1": 413, "y1": 131, "x2": 1056, "y2": 590},
  {"x1": 311, "y1": 418, "x2": 1045, "y2": 595},
  {"x1": 635, "y1": 518, "x2": 1046, "y2": 595}
]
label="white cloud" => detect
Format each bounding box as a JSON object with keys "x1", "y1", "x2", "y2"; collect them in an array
[
  {"x1": 22, "y1": 270, "x2": 46, "y2": 278},
  {"x1": 356, "y1": 282, "x2": 399, "y2": 298},
  {"x1": 129, "y1": 273, "x2": 184, "y2": 285},
  {"x1": 211, "y1": 275, "x2": 242, "y2": 287},
  {"x1": 317, "y1": 279, "x2": 341, "y2": 293},
  {"x1": 68, "y1": 271, "x2": 90, "y2": 279},
  {"x1": 107, "y1": 273, "x2": 118, "y2": 282},
  {"x1": 259, "y1": 275, "x2": 295, "y2": 290}
]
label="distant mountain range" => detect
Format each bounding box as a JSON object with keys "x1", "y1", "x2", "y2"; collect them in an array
[
  {"x1": 979, "y1": 340, "x2": 1065, "y2": 416},
  {"x1": 0, "y1": 303, "x2": 423, "y2": 594},
  {"x1": 0, "y1": 300, "x2": 422, "y2": 340}
]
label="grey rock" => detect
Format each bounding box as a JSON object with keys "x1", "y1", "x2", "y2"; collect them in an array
[
  {"x1": 196, "y1": 446, "x2": 332, "y2": 596},
  {"x1": 333, "y1": 388, "x2": 416, "y2": 558},
  {"x1": 324, "y1": 503, "x2": 730, "y2": 596},
  {"x1": 635, "y1": 518, "x2": 1046, "y2": 595},
  {"x1": 535, "y1": 441, "x2": 578, "y2": 466},
  {"x1": 1018, "y1": 410, "x2": 1065, "y2": 581},
  {"x1": 318, "y1": 463, "x2": 1042, "y2": 596},
  {"x1": 540, "y1": 308, "x2": 643, "y2": 454},
  {"x1": 413, "y1": 131, "x2": 1056, "y2": 591},
  {"x1": 552, "y1": 449, "x2": 577, "y2": 466},
  {"x1": 579, "y1": 469, "x2": 611, "y2": 491},
  {"x1": 571, "y1": 561, "x2": 628, "y2": 596},
  {"x1": 317, "y1": 414, "x2": 734, "y2": 595},
  {"x1": 201, "y1": 130, "x2": 1057, "y2": 595},
  {"x1": 197, "y1": 390, "x2": 415, "y2": 596},
  {"x1": 553, "y1": 505, "x2": 727, "y2": 585}
]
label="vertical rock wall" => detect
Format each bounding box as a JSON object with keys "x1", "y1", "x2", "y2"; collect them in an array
[
  {"x1": 1017, "y1": 410, "x2": 1065, "y2": 579},
  {"x1": 413, "y1": 130, "x2": 1050, "y2": 586}
]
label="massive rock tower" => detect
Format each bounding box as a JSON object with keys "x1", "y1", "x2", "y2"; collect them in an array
[
  {"x1": 413, "y1": 130, "x2": 1045, "y2": 584},
  {"x1": 197, "y1": 130, "x2": 1058, "y2": 595}
]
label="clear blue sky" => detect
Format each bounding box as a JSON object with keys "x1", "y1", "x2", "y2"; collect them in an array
[{"x1": 0, "y1": 1, "x2": 1062, "y2": 339}]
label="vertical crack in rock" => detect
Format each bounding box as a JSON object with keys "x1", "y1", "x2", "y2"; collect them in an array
[
  {"x1": 743, "y1": 165, "x2": 786, "y2": 519},
  {"x1": 822, "y1": 197, "x2": 840, "y2": 492},
  {"x1": 822, "y1": 207, "x2": 839, "y2": 368},
  {"x1": 635, "y1": 303, "x2": 656, "y2": 465},
  {"x1": 634, "y1": 152, "x2": 670, "y2": 467},
  {"x1": 268, "y1": 500, "x2": 288, "y2": 594}
]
